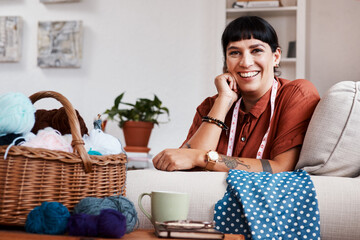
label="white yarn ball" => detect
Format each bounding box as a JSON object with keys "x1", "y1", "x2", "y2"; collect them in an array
[{"x1": 83, "y1": 129, "x2": 123, "y2": 155}]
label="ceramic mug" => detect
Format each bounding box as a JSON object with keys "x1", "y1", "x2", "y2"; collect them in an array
[{"x1": 138, "y1": 191, "x2": 190, "y2": 224}]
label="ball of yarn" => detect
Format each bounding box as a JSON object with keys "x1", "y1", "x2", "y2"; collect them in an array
[
  {"x1": 83, "y1": 129, "x2": 123, "y2": 155},
  {"x1": 0, "y1": 92, "x2": 35, "y2": 137},
  {"x1": 21, "y1": 127, "x2": 73, "y2": 152},
  {"x1": 73, "y1": 195, "x2": 138, "y2": 233},
  {"x1": 97, "y1": 209, "x2": 127, "y2": 238},
  {"x1": 25, "y1": 202, "x2": 70, "y2": 235},
  {"x1": 68, "y1": 209, "x2": 126, "y2": 238},
  {"x1": 32, "y1": 107, "x2": 88, "y2": 136},
  {"x1": 67, "y1": 213, "x2": 99, "y2": 237}
]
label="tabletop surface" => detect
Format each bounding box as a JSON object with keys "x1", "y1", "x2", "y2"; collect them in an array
[{"x1": 0, "y1": 228, "x2": 245, "y2": 240}]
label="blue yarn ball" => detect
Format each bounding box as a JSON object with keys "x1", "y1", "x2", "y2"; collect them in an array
[
  {"x1": 73, "y1": 195, "x2": 138, "y2": 233},
  {"x1": 25, "y1": 202, "x2": 70, "y2": 235},
  {"x1": 0, "y1": 92, "x2": 35, "y2": 137}
]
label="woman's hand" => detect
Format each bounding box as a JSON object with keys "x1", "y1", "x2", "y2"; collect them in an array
[
  {"x1": 152, "y1": 148, "x2": 206, "y2": 171},
  {"x1": 214, "y1": 73, "x2": 239, "y2": 104}
]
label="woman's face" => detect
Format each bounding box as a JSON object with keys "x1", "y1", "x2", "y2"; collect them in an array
[{"x1": 226, "y1": 38, "x2": 281, "y2": 100}]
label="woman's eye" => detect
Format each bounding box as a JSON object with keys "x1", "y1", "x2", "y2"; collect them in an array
[
  {"x1": 228, "y1": 51, "x2": 240, "y2": 57},
  {"x1": 252, "y1": 48, "x2": 263, "y2": 53}
]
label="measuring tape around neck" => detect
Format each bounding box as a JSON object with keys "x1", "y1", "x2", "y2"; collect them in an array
[{"x1": 226, "y1": 78, "x2": 278, "y2": 158}]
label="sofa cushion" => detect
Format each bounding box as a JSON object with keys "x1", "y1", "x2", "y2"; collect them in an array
[{"x1": 296, "y1": 81, "x2": 360, "y2": 177}]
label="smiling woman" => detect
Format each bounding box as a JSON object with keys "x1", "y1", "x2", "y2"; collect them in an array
[{"x1": 153, "y1": 16, "x2": 320, "y2": 174}]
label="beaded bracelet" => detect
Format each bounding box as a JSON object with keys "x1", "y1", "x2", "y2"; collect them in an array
[{"x1": 202, "y1": 116, "x2": 229, "y2": 132}]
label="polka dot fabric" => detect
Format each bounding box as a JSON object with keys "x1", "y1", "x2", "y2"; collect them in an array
[{"x1": 214, "y1": 169, "x2": 320, "y2": 240}]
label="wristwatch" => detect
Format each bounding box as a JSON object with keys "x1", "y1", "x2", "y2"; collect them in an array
[{"x1": 205, "y1": 150, "x2": 219, "y2": 171}]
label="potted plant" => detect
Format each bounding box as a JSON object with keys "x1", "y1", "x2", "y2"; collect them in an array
[{"x1": 104, "y1": 92, "x2": 169, "y2": 153}]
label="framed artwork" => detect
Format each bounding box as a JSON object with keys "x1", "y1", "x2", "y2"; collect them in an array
[
  {"x1": 37, "y1": 20, "x2": 83, "y2": 68},
  {"x1": 40, "y1": 0, "x2": 80, "y2": 3},
  {"x1": 0, "y1": 16, "x2": 22, "y2": 62}
]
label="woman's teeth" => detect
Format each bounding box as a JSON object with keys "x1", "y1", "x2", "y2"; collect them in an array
[{"x1": 239, "y1": 71, "x2": 259, "y2": 78}]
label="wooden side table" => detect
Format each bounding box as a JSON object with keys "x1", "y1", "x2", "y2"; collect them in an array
[{"x1": 0, "y1": 229, "x2": 244, "y2": 240}]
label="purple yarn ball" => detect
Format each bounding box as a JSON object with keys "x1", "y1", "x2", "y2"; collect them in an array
[
  {"x1": 67, "y1": 209, "x2": 126, "y2": 238},
  {"x1": 67, "y1": 213, "x2": 98, "y2": 237},
  {"x1": 97, "y1": 209, "x2": 126, "y2": 238}
]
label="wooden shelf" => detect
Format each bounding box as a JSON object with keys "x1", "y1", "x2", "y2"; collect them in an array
[{"x1": 226, "y1": 6, "x2": 297, "y2": 13}]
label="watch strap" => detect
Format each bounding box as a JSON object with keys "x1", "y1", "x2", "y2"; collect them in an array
[{"x1": 205, "y1": 160, "x2": 216, "y2": 171}]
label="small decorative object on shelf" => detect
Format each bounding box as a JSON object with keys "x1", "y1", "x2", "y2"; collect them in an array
[
  {"x1": 232, "y1": 1, "x2": 247, "y2": 8},
  {"x1": 287, "y1": 41, "x2": 296, "y2": 58},
  {"x1": 104, "y1": 92, "x2": 169, "y2": 153}
]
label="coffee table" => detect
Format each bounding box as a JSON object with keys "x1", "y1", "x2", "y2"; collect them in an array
[{"x1": 0, "y1": 229, "x2": 244, "y2": 239}]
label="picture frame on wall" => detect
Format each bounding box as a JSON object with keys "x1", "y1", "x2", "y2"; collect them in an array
[
  {"x1": 37, "y1": 20, "x2": 83, "y2": 68},
  {"x1": 0, "y1": 16, "x2": 22, "y2": 62}
]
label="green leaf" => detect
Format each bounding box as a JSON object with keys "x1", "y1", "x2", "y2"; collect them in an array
[
  {"x1": 104, "y1": 92, "x2": 170, "y2": 128},
  {"x1": 114, "y1": 92, "x2": 125, "y2": 109}
]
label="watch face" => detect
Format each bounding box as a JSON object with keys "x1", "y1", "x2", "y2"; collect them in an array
[{"x1": 208, "y1": 151, "x2": 219, "y2": 161}]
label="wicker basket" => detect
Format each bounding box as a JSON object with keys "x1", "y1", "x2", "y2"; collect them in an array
[{"x1": 0, "y1": 91, "x2": 127, "y2": 226}]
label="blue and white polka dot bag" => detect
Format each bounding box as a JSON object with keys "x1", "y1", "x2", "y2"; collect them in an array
[{"x1": 214, "y1": 169, "x2": 320, "y2": 240}]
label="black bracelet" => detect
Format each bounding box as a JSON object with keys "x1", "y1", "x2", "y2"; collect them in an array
[{"x1": 202, "y1": 116, "x2": 229, "y2": 131}]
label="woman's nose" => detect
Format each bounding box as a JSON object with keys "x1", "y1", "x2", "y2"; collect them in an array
[{"x1": 239, "y1": 52, "x2": 254, "y2": 68}]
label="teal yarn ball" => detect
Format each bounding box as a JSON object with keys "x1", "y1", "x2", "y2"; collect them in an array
[
  {"x1": 73, "y1": 196, "x2": 139, "y2": 233},
  {"x1": 88, "y1": 150, "x2": 102, "y2": 155},
  {"x1": 0, "y1": 92, "x2": 35, "y2": 137},
  {"x1": 25, "y1": 202, "x2": 70, "y2": 235}
]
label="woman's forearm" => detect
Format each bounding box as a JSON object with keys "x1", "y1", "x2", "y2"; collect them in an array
[{"x1": 184, "y1": 95, "x2": 234, "y2": 150}]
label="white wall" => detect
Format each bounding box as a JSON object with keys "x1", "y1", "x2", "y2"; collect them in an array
[
  {"x1": 306, "y1": 0, "x2": 360, "y2": 96},
  {"x1": 0, "y1": 0, "x2": 226, "y2": 155}
]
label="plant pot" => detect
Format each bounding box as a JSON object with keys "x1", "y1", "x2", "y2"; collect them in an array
[{"x1": 123, "y1": 121, "x2": 154, "y2": 153}]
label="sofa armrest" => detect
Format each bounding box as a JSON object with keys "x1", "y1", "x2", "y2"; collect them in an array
[{"x1": 311, "y1": 175, "x2": 360, "y2": 240}]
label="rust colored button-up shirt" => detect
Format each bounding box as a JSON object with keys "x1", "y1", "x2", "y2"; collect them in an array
[{"x1": 182, "y1": 78, "x2": 320, "y2": 160}]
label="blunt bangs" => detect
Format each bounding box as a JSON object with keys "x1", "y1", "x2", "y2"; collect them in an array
[{"x1": 222, "y1": 16, "x2": 279, "y2": 57}]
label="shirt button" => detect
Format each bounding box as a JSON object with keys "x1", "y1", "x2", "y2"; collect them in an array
[{"x1": 241, "y1": 137, "x2": 246, "y2": 142}]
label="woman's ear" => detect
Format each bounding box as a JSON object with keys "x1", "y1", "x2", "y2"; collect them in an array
[{"x1": 273, "y1": 47, "x2": 281, "y2": 66}]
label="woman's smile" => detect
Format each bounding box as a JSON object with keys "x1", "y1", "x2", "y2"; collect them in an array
[{"x1": 238, "y1": 71, "x2": 260, "y2": 78}]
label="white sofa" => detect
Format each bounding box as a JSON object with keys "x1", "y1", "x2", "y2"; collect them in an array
[{"x1": 126, "y1": 81, "x2": 360, "y2": 240}]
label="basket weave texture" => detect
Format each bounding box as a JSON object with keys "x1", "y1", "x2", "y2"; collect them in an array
[{"x1": 0, "y1": 91, "x2": 127, "y2": 226}]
